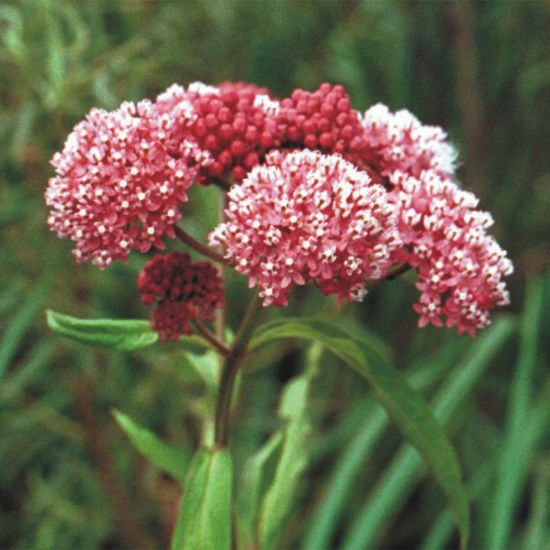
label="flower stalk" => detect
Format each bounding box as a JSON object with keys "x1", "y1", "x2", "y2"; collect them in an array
[
  {"x1": 174, "y1": 225, "x2": 228, "y2": 265},
  {"x1": 193, "y1": 319, "x2": 231, "y2": 357},
  {"x1": 214, "y1": 295, "x2": 260, "y2": 448}
]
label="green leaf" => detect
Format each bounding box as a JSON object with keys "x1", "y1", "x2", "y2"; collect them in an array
[
  {"x1": 113, "y1": 410, "x2": 187, "y2": 482},
  {"x1": 47, "y1": 310, "x2": 158, "y2": 351},
  {"x1": 171, "y1": 448, "x2": 233, "y2": 550},
  {"x1": 342, "y1": 316, "x2": 515, "y2": 550},
  {"x1": 257, "y1": 353, "x2": 318, "y2": 550},
  {"x1": 47, "y1": 310, "x2": 212, "y2": 352},
  {"x1": 251, "y1": 318, "x2": 470, "y2": 548},
  {"x1": 487, "y1": 276, "x2": 545, "y2": 550},
  {"x1": 302, "y1": 339, "x2": 462, "y2": 550}
]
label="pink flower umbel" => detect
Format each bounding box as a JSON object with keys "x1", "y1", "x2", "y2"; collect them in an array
[
  {"x1": 138, "y1": 252, "x2": 224, "y2": 341},
  {"x1": 361, "y1": 103, "x2": 457, "y2": 180},
  {"x1": 391, "y1": 170, "x2": 513, "y2": 335},
  {"x1": 46, "y1": 100, "x2": 209, "y2": 268},
  {"x1": 210, "y1": 150, "x2": 401, "y2": 306}
]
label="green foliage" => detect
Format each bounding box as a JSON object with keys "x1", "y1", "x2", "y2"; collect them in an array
[
  {"x1": 113, "y1": 409, "x2": 188, "y2": 482},
  {"x1": 171, "y1": 448, "x2": 233, "y2": 550},
  {"x1": 47, "y1": 310, "x2": 159, "y2": 351},
  {"x1": 252, "y1": 318, "x2": 470, "y2": 547}
]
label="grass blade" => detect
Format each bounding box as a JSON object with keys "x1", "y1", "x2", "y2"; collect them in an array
[
  {"x1": 487, "y1": 277, "x2": 544, "y2": 550},
  {"x1": 342, "y1": 316, "x2": 515, "y2": 549}
]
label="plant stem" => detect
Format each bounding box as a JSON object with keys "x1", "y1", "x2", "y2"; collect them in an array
[
  {"x1": 214, "y1": 193, "x2": 228, "y2": 342},
  {"x1": 214, "y1": 295, "x2": 260, "y2": 448},
  {"x1": 173, "y1": 225, "x2": 228, "y2": 265},
  {"x1": 193, "y1": 319, "x2": 231, "y2": 356}
]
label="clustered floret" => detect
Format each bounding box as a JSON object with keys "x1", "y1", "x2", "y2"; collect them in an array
[
  {"x1": 360, "y1": 103, "x2": 457, "y2": 180},
  {"x1": 47, "y1": 80, "x2": 513, "y2": 337},
  {"x1": 168, "y1": 81, "x2": 280, "y2": 182},
  {"x1": 275, "y1": 83, "x2": 366, "y2": 165},
  {"x1": 210, "y1": 150, "x2": 400, "y2": 306},
  {"x1": 46, "y1": 100, "x2": 209, "y2": 268},
  {"x1": 137, "y1": 252, "x2": 224, "y2": 340},
  {"x1": 390, "y1": 170, "x2": 512, "y2": 335}
]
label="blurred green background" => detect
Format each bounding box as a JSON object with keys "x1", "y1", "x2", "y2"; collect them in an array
[{"x1": 1, "y1": 1, "x2": 549, "y2": 548}]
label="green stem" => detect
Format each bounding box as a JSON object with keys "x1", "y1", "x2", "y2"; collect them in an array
[{"x1": 214, "y1": 296, "x2": 260, "y2": 448}]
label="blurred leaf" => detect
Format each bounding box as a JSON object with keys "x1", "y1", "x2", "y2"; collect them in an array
[
  {"x1": 1, "y1": 341, "x2": 57, "y2": 402},
  {"x1": 302, "y1": 338, "x2": 462, "y2": 550},
  {"x1": 251, "y1": 317, "x2": 470, "y2": 547},
  {"x1": 113, "y1": 409, "x2": 187, "y2": 482},
  {"x1": 257, "y1": 346, "x2": 319, "y2": 549},
  {"x1": 171, "y1": 447, "x2": 232, "y2": 550},
  {"x1": 185, "y1": 350, "x2": 220, "y2": 390},
  {"x1": 238, "y1": 432, "x2": 284, "y2": 546},
  {"x1": 487, "y1": 277, "x2": 544, "y2": 550},
  {"x1": 342, "y1": 316, "x2": 515, "y2": 550},
  {"x1": 522, "y1": 475, "x2": 550, "y2": 550},
  {"x1": 0, "y1": 270, "x2": 53, "y2": 379}
]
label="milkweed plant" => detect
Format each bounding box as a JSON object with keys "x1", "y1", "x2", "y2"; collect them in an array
[{"x1": 45, "y1": 82, "x2": 513, "y2": 549}]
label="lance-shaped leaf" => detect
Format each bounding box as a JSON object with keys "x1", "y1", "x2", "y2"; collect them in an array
[
  {"x1": 258, "y1": 349, "x2": 319, "y2": 549},
  {"x1": 46, "y1": 310, "x2": 209, "y2": 352},
  {"x1": 250, "y1": 318, "x2": 470, "y2": 548},
  {"x1": 113, "y1": 410, "x2": 188, "y2": 482}
]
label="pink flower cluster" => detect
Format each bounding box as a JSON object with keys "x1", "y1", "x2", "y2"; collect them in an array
[
  {"x1": 360, "y1": 103, "x2": 457, "y2": 180},
  {"x1": 390, "y1": 171, "x2": 512, "y2": 335},
  {"x1": 137, "y1": 252, "x2": 224, "y2": 340},
  {"x1": 210, "y1": 150, "x2": 400, "y2": 306},
  {"x1": 46, "y1": 100, "x2": 209, "y2": 268},
  {"x1": 47, "y1": 80, "x2": 513, "y2": 336}
]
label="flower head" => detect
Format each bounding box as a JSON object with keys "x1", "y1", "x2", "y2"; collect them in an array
[
  {"x1": 361, "y1": 103, "x2": 457, "y2": 181},
  {"x1": 210, "y1": 149, "x2": 401, "y2": 306},
  {"x1": 158, "y1": 81, "x2": 280, "y2": 183},
  {"x1": 138, "y1": 252, "x2": 224, "y2": 340},
  {"x1": 276, "y1": 83, "x2": 366, "y2": 164},
  {"x1": 391, "y1": 170, "x2": 513, "y2": 335},
  {"x1": 46, "y1": 100, "x2": 209, "y2": 268}
]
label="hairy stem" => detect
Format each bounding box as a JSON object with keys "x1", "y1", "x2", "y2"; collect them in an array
[
  {"x1": 214, "y1": 296, "x2": 260, "y2": 448},
  {"x1": 173, "y1": 225, "x2": 228, "y2": 265},
  {"x1": 193, "y1": 319, "x2": 231, "y2": 356}
]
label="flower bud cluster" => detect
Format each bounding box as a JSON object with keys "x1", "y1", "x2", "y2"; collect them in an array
[
  {"x1": 137, "y1": 252, "x2": 224, "y2": 340},
  {"x1": 275, "y1": 83, "x2": 366, "y2": 164},
  {"x1": 176, "y1": 81, "x2": 280, "y2": 182}
]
